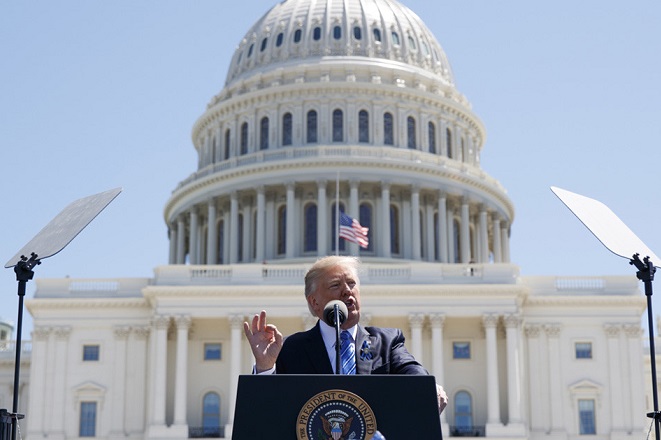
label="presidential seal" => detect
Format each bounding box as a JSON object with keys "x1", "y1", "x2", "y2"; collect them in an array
[{"x1": 296, "y1": 389, "x2": 377, "y2": 440}]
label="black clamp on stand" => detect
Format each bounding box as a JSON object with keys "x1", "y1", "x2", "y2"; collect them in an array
[{"x1": 3, "y1": 188, "x2": 121, "y2": 440}]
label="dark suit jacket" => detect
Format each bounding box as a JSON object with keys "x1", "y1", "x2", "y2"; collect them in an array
[{"x1": 275, "y1": 321, "x2": 428, "y2": 375}]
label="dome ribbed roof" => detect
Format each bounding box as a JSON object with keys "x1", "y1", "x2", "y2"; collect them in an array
[{"x1": 225, "y1": 0, "x2": 454, "y2": 87}]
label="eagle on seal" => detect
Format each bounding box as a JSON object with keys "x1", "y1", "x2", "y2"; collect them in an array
[{"x1": 322, "y1": 416, "x2": 354, "y2": 440}]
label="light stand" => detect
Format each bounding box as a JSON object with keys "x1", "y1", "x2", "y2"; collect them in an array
[
  {"x1": 551, "y1": 186, "x2": 661, "y2": 440},
  {"x1": 1, "y1": 188, "x2": 121, "y2": 440}
]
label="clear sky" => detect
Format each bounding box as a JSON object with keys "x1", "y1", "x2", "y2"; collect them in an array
[{"x1": 1, "y1": 1, "x2": 660, "y2": 336}]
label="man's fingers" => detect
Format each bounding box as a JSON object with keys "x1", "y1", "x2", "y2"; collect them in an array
[
  {"x1": 243, "y1": 321, "x2": 252, "y2": 339},
  {"x1": 258, "y1": 310, "x2": 267, "y2": 332}
]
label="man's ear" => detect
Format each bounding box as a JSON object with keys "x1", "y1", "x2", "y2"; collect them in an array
[{"x1": 307, "y1": 293, "x2": 318, "y2": 309}]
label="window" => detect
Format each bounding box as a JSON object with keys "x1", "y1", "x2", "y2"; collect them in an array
[
  {"x1": 359, "y1": 203, "x2": 373, "y2": 252},
  {"x1": 83, "y1": 345, "x2": 99, "y2": 361},
  {"x1": 247, "y1": 43, "x2": 254, "y2": 58},
  {"x1": 408, "y1": 35, "x2": 416, "y2": 51},
  {"x1": 332, "y1": 109, "x2": 343, "y2": 142},
  {"x1": 260, "y1": 38, "x2": 268, "y2": 52},
  {"x1": 217, "y1": 220, "x2": 224, "y2": 264},
  {"x1": 383, "y1": 112, "x2": 394, "y2": 145},
  {"x1": 333, "y1": 26, "x2": 342, "y2": 40},
  {"x1": 307, "y1": 110, "x2": 318, "y2": 143},
  {"x1": 453, "y1": 342, "x2": 471, "y2": 359},
  {"x1": 304, "y1": 204, "x2": 318, "y2": 252},
  {"x1": 238, "y1": 213, "x2": 244, "y2": 262},
  {"x1": 407, "y1": 116, "x2": 416, "y2": 149},
  {"x1": 373, "y1": 28, "x2": 382, "y2": 42},
  {"x1": 79, "y1": 402, "x2": 97, "y2": 437},
  {"x1": 203, "y1": 393, "x2": 221, "y2": 436},
  {"x1": 353, "y1": 26, "x2": 362, "y2": 40},
  {"x1": 579, "y1": 399, "x2": 596, "y2": 434},
  {"x1": 282, "y1": 113, "x2": 293, "y2": 146},
  {"x1": 391, "y1": 31, "x2": 400, "y2": 46},
  {"x1": 276, "y1": 32, "x2": 284, "y2": 47},
  {"x1": 390, "y1": 205, "x2": 399, "y2": 254},
  {"x1": 240, "y1": 122, "x2": 248, "y2": 155},
  {"x1": 0, "y1": 330, "x2": 6, "y2": 340},
  {"x1": 204, "y1": 343, "x2": 222, "y2": 361},
  {"x1": 277, "y1": 206, "x2": 286, "y2": 255},
  {"x1": 260, "y1": 117, "x2": 269, "y2": 150},
  {"x1": 575, "y1": 342, "x2": 592, "y2": 359},
  {"x1": 358, "y1": 110, "x2": 369, "y2": 143},
  {"x1": 294, "y1": 29, "x2": 302, "y2": 43},
  {"x1": 313, "y1": 27, "x2": 321, "y2": 41},
  {"x1": 224, "y1": 129, "x2": 231, "y2": 159},
  {"x1": 421, "y1": 40, "x2": 430, "y2": 56},
  {"x1": 428, "y1": 122, "x2": 436, "y2": 153},
  {"x1": 446, "y1": 128, "x2": 453, "y2": 159},
  {"x1": 454, "y1": 391, "x2": 473, "y2": 435}
]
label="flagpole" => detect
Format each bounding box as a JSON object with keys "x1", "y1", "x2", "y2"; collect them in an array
[{"x1": 335, "y1": 172, "x2": 339, "y2": 256}]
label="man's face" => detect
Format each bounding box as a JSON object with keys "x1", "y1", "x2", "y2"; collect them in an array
[{"x1": 307, "y1": 264, "x2": 361, "y2": 329}]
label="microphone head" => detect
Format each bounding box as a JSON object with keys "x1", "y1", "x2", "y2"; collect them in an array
[{"x1": 323, "y1": 300, "x2": 348, "y2": 327}]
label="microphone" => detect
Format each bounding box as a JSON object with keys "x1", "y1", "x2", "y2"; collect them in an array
[{"x1": 323, "y1": 300, "x2": 348, "y2": 327}]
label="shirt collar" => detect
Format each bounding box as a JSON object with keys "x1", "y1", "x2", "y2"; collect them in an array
[{"x1": 319, "y1": 319, "x2": 357, "y2": 347}]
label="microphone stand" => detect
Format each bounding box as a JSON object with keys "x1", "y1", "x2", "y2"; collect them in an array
[
  {"x1": 334, "y1": 303, "x2": 341, "y2": 375},
  {"x1": 630, "y1": 254, "x2": 660, "y2": 440}
]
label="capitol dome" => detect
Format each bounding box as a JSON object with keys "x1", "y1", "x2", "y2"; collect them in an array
[{"x1": 164, "y1": 0, "x2": 514, "y2": 268}]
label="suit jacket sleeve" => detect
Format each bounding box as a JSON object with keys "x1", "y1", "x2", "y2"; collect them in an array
[{"x1": 358, "y1": 327, "x2": 428, "y2": 375}]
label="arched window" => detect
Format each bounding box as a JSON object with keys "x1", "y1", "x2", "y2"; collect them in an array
[
  {"x1": 433, "y1": 212, "x2": 439, "y2": 260},
  {"x1": 202, "y1": 392, "x2": 221, "y2": 436},
  {"x1": 260, "y1": 117, "x2": 269, "y2": 150},
  {"x1": 331, "y1": 203, "x2": 346, "y2": 252},
  {"x1": 277, "y1": 206, "x2": 286, "y2": 255},
  {"x1": 333, "y1": 26, "x2": 342, "y2": 40},
  {"x1": 454, "y1": 391, "x2": 473, "y2": 435},
  {"x1": 407, "y1": 116, "x2": 416, "y2": 149},
  {"x1": 391, "y1": 31, "x2": 400, "y2": 46},
  {"x1": 332, "y1": 109, "x2": 344, "y2": 142},
  {"x1": 224, "y1": 129, "x2": 230, "y2": 160},
  {"x1": 247, "y1": 43, "x2": 254, "y2": 58},
  {"x1": 358, "y1": 110, "x2": 369, "y2": 143},
  {"x1": 453, "y1": 218, "x2": 461, "y2": 263},
  {"x1": 313, "y1": 27, "x2": 322, "y2": 41},
  {"x1": 359, "y1": 203, "x2": 373, "y2": 252},
  {"x1": 307, "y1": 110, "x2": 318, "y2": 143},
  {"x1": 240, "y1": 122, "x2": 248, "y2": 155},
  {"x1": 238, "y1": 213, "x2": 244, "y2": 262},
  {"x1": 260, "y1": 37, "x2": 268, "y2": 52},
  {"x1": 446, "y1": 128, "x2": 453, "y2": 159},
  {"x1": 390, "y1": 205, "x2": 400, "y2": 254},
  {"x1": 276, "y1": 32, "x2": 284, "y2": 47},
  {"x1": 304, "y1": 203, "x2": 318, "y2": 252},
  {"x1": 408, "y1": 35, "x2": 417, "y2": 51},
  {"x1": 294, "y1": 29, "x2": 302, "y2": 43},
  {"x1": 282, "y1": 113, "x2": 293, "y2": 146},
  {"x1": 217, "y1": 220, "x2": 224, "y2": 264},
  {"x1": 373, "y1": 28, "x2": 382, "y2": 42},
  {"x1": 383, "y1": 112, "x2": 394, "y2": 145},
  {"x1": 353, "y1": 26, "x2": 362, "y2": 40},
  {"x1": 428, "y1": 122, "x2": 436, "y2": 154},
  {"x1": 211, "y1": 136, "x2": 217, "y2": 163}
]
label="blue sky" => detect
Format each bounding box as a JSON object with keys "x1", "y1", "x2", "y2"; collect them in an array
[{"x1": 1, "y1": 1, "x2": 660, "y2": 335}]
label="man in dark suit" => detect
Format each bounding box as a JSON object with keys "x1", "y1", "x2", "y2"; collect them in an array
[{"x1": 243, "y1": 255, "x2": 448, "y2": 413}]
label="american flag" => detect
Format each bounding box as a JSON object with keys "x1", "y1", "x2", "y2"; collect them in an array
[{"x1": 339, "y1": 212, "x2": 369, "y2": 249}]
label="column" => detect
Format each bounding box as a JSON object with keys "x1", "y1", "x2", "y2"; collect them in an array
[
  {"x1": 317, "y1": 180, "x2": 328, "y2": 256},
  {"x1": 525, "y1": 324, "x2": 545, "y2": 432},
  {"x1": 256, "y1": 186, "x2": 266, "y2": 262},
  {"x1": 492, "y1": 216, "x2": 502, "y2": 263},
  {"x1": 169, "y1": 225, "x2": 177, "y2": 264},
  {"x1": 207, "y1": 199, "x2": 217, "y2": 264},
  {"x1": 447, "y1": 207, "x2": 455, "y2": 263},
  {"x1": 189, "y1": 209, "x2": 199, "y2": 264},
  {"x1": 176, "y1": 217, "x2": 185, "y2": 264},
  {"x1": 174, "y1": 315, "x2": 192, "y2": 428},
  {"x1": 381, "y1": 183, "x2": 391, "y2": 258},
  {"x1": 349, "y1": 180, "x2": 359, "y2": 255},
  {"x1": 408, "y1": 314, "x2": 424, "y2": 361},
  {"x1": 150, "y1": 315, "x2": 170, "y2": 428},
  {"x1": 624, "y1": 324, "x2": 644, "y2": 433},
  {"x1": 460, "y1": 200, "x2": 470, "y2": 263},
  {"x1": 438, "y1": 193, "x2": 448, "y2": 263},
  {"x1": 483, "y1": 314, "x2": 501, "y2": 428},
  {"x1": 425, "y1": 198, "x2": 434, "y2": 261},
  {"x1": 229, "y1": 192, "x2": 238, "y2": 264},
  {"x1": 479, "y1": 208, "x2": 488, "y2": 263},
  {"x1": 411, "y1": 186, "x2": 421, "y2": 260},
  {"x1": 51, "y1": 326, "x2": 71, "y2": 438},
  {"x1": 226, "y1": 315, "x2": 244, "y2": 437},
  {"x1": 605, "y1": 324, "x2": 625, "y2": 433},
  {"x1": 27, "y1": 326, "x2": 51, "y2": 435},
  {"x1": 110, "y1": 326, "x2": 131, "y2": 439},
  {"x1": 241, "y1": 200, "x2": 251, "y2": 262},
  {"x1": 286, "y1": 183, "x2": 295, "y2": 258},
  {"x1": 500, "y1": 223, "x2": 510, "y2": 263},
  {"x1": 127, "y1": 326, "x2": 150, "y2": 434},
  {"x1": 430, "y1": 314, "x2": 447, "y2": 426},
  {"x1": 504, "y1": 314, "x2": 523, "y2": 427},
  {"x1": 545, "y1": 324, "x2": 564, "y2": 431}
]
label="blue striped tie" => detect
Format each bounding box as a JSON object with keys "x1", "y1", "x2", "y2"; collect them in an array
[{"x1": 340, "y1": 331, "x2": 356, "y2": 375}]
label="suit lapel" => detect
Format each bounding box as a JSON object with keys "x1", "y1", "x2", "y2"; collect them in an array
[
  {"x1": 303, "y1": 321, "x2": 334, "y2": 374},
  {"x1": 355, "y1": 325, "x2": 375, "y2": 375}
]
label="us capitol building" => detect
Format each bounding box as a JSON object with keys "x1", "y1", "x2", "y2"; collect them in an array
[{"x1": 0, "y1": 0, "x2": 654, "y2": 439}]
